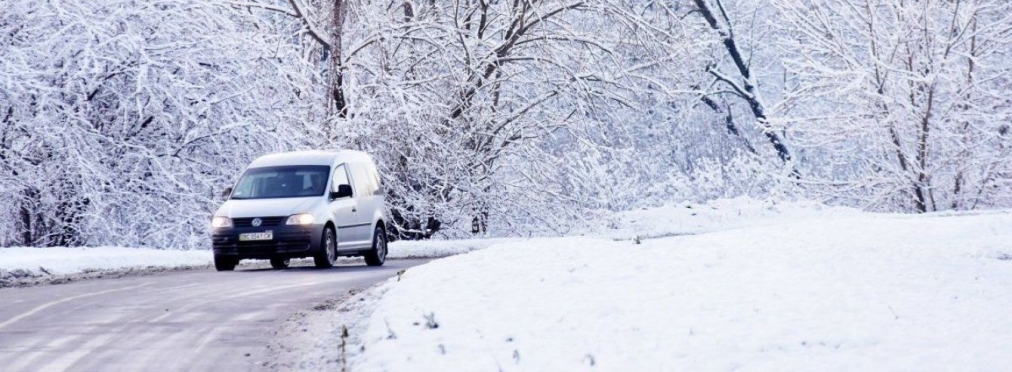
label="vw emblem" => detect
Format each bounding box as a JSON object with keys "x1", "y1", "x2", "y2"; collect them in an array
[{"x1": 251, "y1": 218, "x2": 262, "y2": 227}]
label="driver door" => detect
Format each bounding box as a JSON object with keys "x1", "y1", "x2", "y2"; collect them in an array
[{"x1": 328, "y1": 164, "x2": 361, "y2": 251}]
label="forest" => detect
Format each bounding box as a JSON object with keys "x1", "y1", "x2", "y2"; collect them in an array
[{"x1": 2, "y1": 0, "x2": 1010, "y2": 248}]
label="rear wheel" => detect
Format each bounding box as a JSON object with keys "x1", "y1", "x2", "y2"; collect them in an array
[
  {"x1": 270, "y1": 257, "x2": 290, "y2": 269},
  {"x1": 214, "y1": 255, "x2": 237, "y2": 271},
  {"x1": 364, "y1": 226, "x2": 387, "y2": 267},
  {"x1": 314, "y1": 227, "x2": 337, "y2": 269}
]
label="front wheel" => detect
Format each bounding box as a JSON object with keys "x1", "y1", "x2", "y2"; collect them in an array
[
  {"x1": 364, "y1": 226, "x2": 387, "y2": 267},
  {"x1": 214, "y1": 255, "x2": 237, "y2": 271},
  {"x1": 314, "y1": 227, "x2": 337, "y2": 269}
]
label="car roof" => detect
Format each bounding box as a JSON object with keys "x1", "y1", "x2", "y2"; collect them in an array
[{"x1": 248, "y1": 150, "x2": 372, "y2": 168}]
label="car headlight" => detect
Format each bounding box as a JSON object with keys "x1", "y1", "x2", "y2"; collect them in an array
[
  {"x1": 211, "y1": 216, "x2": 232, "y2": 228},
  {"x1": 286, "y1": 214, "x2": 315, "y2": 225}
]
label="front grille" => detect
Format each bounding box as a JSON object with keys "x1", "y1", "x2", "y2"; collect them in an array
[
  {"x1": 233, "y1": 216, "x2": 285, "y2": 228},
  {"x1": 236, "y1": 240, "x2": 312, "y2": 255},
  {"x1": 212, "y1": 229, "x2": 313, "y2": 257},
  {"x1": 237, "y1": 240, "x2": 312, "y2": 248}
]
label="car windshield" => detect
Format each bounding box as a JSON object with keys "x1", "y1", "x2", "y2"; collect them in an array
[{"x1": 230, "y1": 165, "x2": 330, "y2": 200}]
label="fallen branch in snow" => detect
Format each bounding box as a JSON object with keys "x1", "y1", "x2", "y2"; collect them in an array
[
  {"x1": 339, "y1": 325, "x2": 349, "y2": 372},
  {"x1": 423, "y1": 312, "x2": 439, "y2": 329}
]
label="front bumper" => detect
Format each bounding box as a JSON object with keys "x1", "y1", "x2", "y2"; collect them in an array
[{"x1": 212, "y1": 223, "x2": 325, "y2": 260}]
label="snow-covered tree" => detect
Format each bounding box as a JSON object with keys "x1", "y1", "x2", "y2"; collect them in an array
[
  {"x1": 5, "y1": 0, "x2": 1008, "y2": 248},
  {"x1": 775, "y1": 0, "x2": 1012, "y2": 211},
  {"x1": 0, "y1": 0, "x2": 321, "y2": 247},
  {"x1": 319, "y1": 0, "x2": 749, "y2": 236}
]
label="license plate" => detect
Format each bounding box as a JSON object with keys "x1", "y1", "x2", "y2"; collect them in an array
[{"x1": 239, "y1": 231, "x2": 273, "y2": 241}]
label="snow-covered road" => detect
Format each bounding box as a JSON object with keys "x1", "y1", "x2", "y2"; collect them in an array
[{"x1": 0, "y1": 259, "x2": 428, "y2": 372}]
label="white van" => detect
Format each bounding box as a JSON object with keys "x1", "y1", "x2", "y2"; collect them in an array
[{"x1": 210, "y1": 150, "x2": 388, "y2": 271}]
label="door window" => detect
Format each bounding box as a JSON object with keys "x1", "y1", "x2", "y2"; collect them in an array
[{"x1": 332, "y1": 164, "x2": 352, "y2": 195}]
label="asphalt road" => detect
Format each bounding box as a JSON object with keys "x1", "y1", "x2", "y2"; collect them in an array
[{"x1": 0, "y1": 259, "x2": 428, "y2": 372}]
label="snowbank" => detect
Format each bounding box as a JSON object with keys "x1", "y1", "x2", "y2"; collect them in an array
[
  {"x1": 387, "y1": 238, "x2": 517, "y2": 259},
  {"x1": 0, "y1": 237, "x2": 499, "y2": 285},
  {"x1": 350, "y1": 210, "x2": 1012, "y2": 371},
  {"x1": 0, "y1": 246, "x2": 211, "y2": 278}
]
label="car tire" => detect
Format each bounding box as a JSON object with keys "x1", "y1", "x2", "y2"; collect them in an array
[
  {"x1": 314, "y1": 227, "x2": 337, "y2": 269},
  {"x1": 270, "y1": 257, "x2": 290, "y2": 269},
  {"x1": 214, "y1": 255, "x2": 237, "y2": 271},
  {"x1": 364, "y1": 226, "x2": 387, "y2": 267}
]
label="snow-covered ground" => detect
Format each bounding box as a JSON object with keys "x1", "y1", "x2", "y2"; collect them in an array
[
  {"x1": 386, "y1": 197, "x2": 861, "y2": 257},
  {"x1": 0, "y1": 246, "x2": 211, "y2": 286},
  {"x1": 345, "y1": 207, "x2": 1012, "y2": 371},
  {"x1": 387, "y1": 238, "x2": 514, "y2": 259},
  {"x1": 605, "y1": 197, "x2": 862, "y2": 239}
]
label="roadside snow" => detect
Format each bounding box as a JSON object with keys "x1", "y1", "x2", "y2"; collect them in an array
[
  {"x1": 350, "y1": 210, "x2": 1012, "y2": 371},
  {"x1": 387, "y1": 197, "x2": 859, "y2": 259},
  {"x1": 0, "y1": 237, "x2": 500, "y2": 287},
  {"x1": 0, "y1": 246, "x2": 210, "y2": 278},
  {"x1": 387, "y1": 238, "x2": 516, "y2": 259},
  {"x1": 267, "y1": 284, "x2": 389, "y2": 372},
  {"x1": 606, "y1": 197, "x2": 861, "y2": 239}
]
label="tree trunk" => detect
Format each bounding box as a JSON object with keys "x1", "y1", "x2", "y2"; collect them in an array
[
  {"x1": 18, "y1": 189, "x2": 35, "y2": 246},
  {"x1": 693, "y1": 0, "x2": 793, "y2": 165},
  {"x1": 330, "y1": 0, "x2": 347, "y2": 118}
]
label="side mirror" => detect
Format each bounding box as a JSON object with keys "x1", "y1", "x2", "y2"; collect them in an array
[
  {"x1": 330, "y1": 184, "x2": 353, "y2": 199},
  {"x1": 222, "y1": 187, "x2": 233, "y2": 199}
]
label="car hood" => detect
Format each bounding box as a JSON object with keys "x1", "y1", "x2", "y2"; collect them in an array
[{"x1": 215, "y1": 197, "x2": 319, "y2": 218}]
